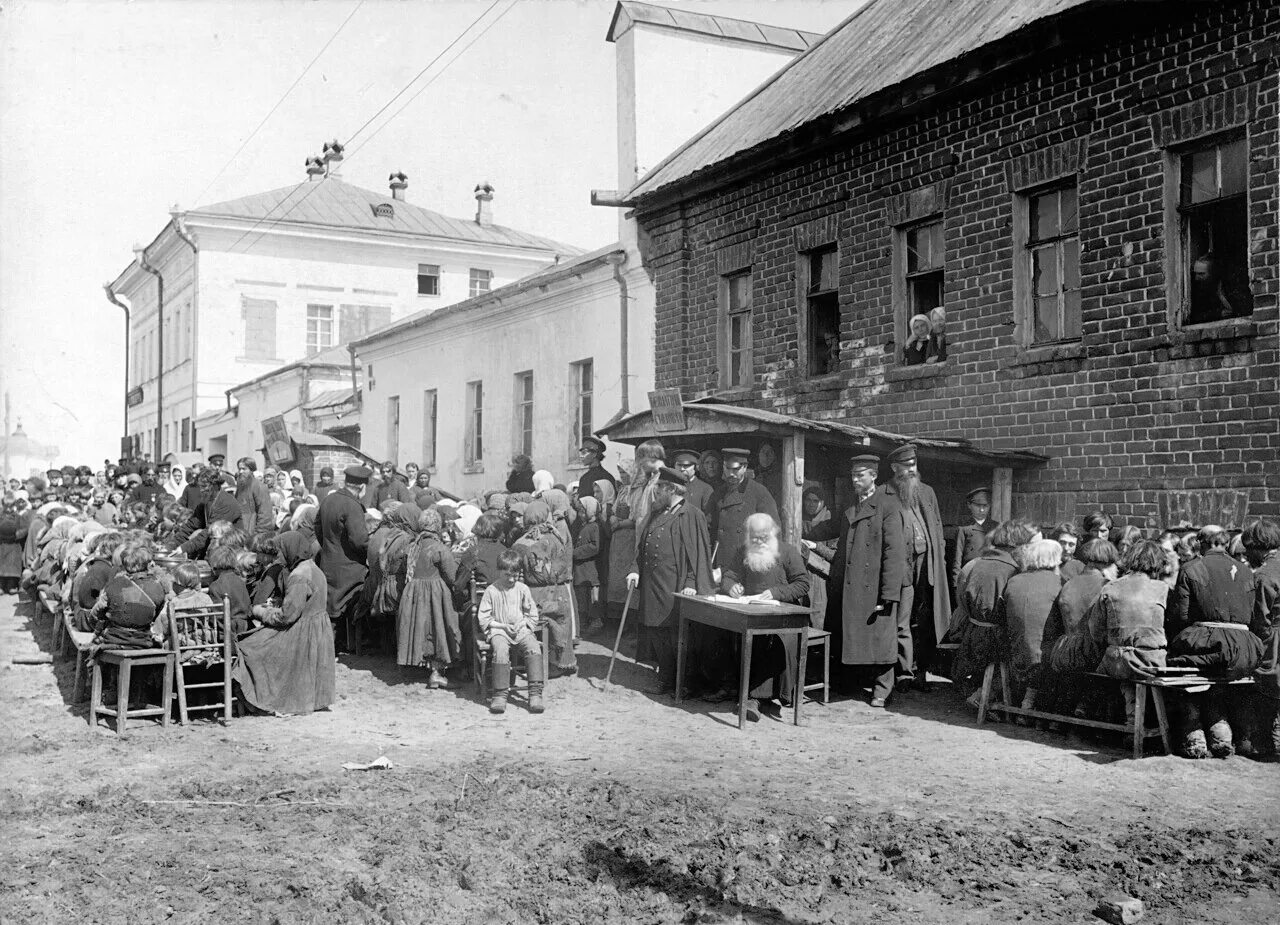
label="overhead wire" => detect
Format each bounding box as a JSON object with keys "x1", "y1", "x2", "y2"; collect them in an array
[
  {"x1": 225, "y1": 0, "x2": 518, "y2": 256},
  {"x1": 189, "y1": 0, "x2": 367, "y2": 210}
]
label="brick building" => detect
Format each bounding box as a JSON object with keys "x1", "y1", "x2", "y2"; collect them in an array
[{"x1": 614, "y1": 0, "x2": 1279, "y2": 532}]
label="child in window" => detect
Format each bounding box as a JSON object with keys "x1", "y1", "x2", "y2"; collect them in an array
[{"x1": 477, "y1": 548, "x2": 543, "y2": 715}]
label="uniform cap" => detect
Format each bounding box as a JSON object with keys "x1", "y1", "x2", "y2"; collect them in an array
[
  {"x1": 672, "y1": 449, "x2": 700, "y2": 465},
  {"x1": 656, "y1": 465, "x2": 688, "y2": 485},
  {"x1": 848, "y1": 454, "x2": 880, "y2": 472},
  {"x1": 344, "y1": 465, "x2": 373, "y2": 485},
  {"x1": 580, "y1": 436, "x2": 606, "y2": 454},
  {"x1": 966, "y1": 488, "x2": 991, "y2": 503},
  {"x1": 721, "y1": 447, "x2": 751, "y2": 462},
  {"x1": 886, "y1": 444, "x2": 917, "y2": 465}
]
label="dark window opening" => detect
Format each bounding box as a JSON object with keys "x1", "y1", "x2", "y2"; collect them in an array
[
  {"x1": 1181, "y1": 136, "x2": 1251, "y2": 325},
  {"x1": 806, "y1": 247, "x2": 840, "y2": 376}
]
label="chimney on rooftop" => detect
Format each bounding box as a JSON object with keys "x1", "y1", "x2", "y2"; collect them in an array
[
  {"x1": 305, "y1": 156, "x2": 326, "y2": 181},
  {"x1": 389, "y1": 172, "x2": 408, "y2": 201},
  {"x1": 474, "y1": 181, "x2": 494, "y2": 226},
  {"x1": 322, "y1": 139, "x2": 344, "y2": 179}
]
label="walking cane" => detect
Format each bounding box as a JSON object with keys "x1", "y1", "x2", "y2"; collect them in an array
[{"x1": 603, "y1": 585, "x2": 635, "y2": 690}]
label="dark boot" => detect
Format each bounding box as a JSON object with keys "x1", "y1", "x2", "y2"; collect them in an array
[
  {"x1": 526, "y1": 657, "x2": 545, "y2": 714},
  {"x1": 489, "y1": 661, "x2": 510, "y2": 714}
]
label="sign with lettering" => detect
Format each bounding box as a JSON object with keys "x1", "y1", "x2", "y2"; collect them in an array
[
  {"x1": 648, "y1": 389, "x2": 686, "y2": 433},
  {"x1": 1157, "y1": 489, "x2": 1250, "y2": 530},
  {"x1": 262, "y1": 415, "x2": 294, "y2": 466},
  {"x1": 126, "y1": 386, "x2": 144, "y2": 408}
]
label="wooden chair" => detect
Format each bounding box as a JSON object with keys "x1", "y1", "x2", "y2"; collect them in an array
[
  {"x1": 469, "y1": 577, "x2": 550, "y2": 703},
  {"x1": 166, "y1": 599, "x2": 234, "y2": 725},
  {"x1": 89, "y1": 647, "x2": 175, "y2": 734}
]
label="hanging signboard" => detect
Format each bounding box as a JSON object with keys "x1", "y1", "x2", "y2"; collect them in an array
[
  {"x1": 262, "y1": 415, "x2": 294, "y2": 466},
  {"x1": 648, "y1": 389, "x2": 686, "y2": 433},
  {"x1": 126, "y1": 386, "x2": 144, "y2": 408}
]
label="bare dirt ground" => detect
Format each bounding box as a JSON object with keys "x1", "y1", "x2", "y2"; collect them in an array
[{"x1": 1, "y1": 594, "x2": 1276, "y2": 925}]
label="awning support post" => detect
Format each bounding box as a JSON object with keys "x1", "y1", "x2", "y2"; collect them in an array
[
  {"x1": 992, "y1": 467, "x2": 1013, "y2": 522},
  {"x1": 781, "y1": 433, "x2": 805, "y2": 543}
]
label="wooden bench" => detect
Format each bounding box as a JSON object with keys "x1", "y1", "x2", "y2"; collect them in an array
[
  {"x1": 976, "y1": 661, "x2": 1256, "y2": 758},
  {"x1": 63, "y1": 609, "x2": 95, "y2": 703}
]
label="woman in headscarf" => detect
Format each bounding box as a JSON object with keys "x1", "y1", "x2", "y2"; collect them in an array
[
  {"x1": 0, "y1": 494, "x2": 29, "y2": 594},
  {"x1": 235, "y1": 531, "x2": 335, "y2": 715},
  {"x1": 162, "y1": 464, "x2": 186, "y2": 502},
  {"x1": 88, "y1": 542, "x2": 165, "y2": 651},
  {"x1": 515, "y1": 500, "x2": 575, "y2": 676},
  {"x1": 542, "y1": 488, "x2": 573, "y2": 546},
  {"x1": 997, "y1": 538, "x2": 1066, "y2": 715},
  {"x1": 289, "y1": 503, "x2": 321, "y2": 558},
  {"x1": 371, "y1": 502, "x2": 421, "y2": 640},
  {"x1": 903, "y1": 313, "x2": 934, "y2": 365},
  {"x1": 397, "y1": 508, "x2": 461, "y2": 687},
  {"x1": 30, "y1": 514, "x2": 79, "y2": 607},
  {"x1": 505, "y1": 455, "x2": 536, "y2": 494},
  {"x1": 532, "y1": 469, "x2": 555, "y2": 497},
  {"x1": 800, "y1": 484, "x2": 836, "y2": 631}
]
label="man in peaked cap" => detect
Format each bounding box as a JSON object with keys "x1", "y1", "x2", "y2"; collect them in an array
[
  {"x1": 710, "y1": 447, "x2": 778, "y2": 569},
  {"x1": 317, "y1": 464, "x2": 371, "y2": 652},
  {"x1": 672, "y1": 449, "x2": 714, "y2": 523},
  {"x1": 883, "y1": 444, "x2": 951, "y2": 693},
  {"x1": 625, "y1": 465, "x2": 714, "y2": 693},
  {"x1": 818, "y1": 453, "x2": 907, "y2": 707},
  {"x1": 576, "y1": 435, "x2": 617, "y2": 504},
  {"x1": 952, "y1": 487, "x2": 997, "y2": 593}
]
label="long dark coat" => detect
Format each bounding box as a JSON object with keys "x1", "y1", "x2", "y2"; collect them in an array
[
  {"x1": 825, "y1": 488, "x2": 906, "y2": 665},
  {"x1": 883, "y1": 480, "x2": 951, "y2": 642},
  {"x1": 1250, "y1": 553, "x2": 1280, "y2": 700},
  {"x1": 316, "y1": 487, "x2": 369, "y2": 615},
  {"x1": 951, "y1": 519, "x2": 996, "y2": 589},
  {"x1": 711, "y1": 477, "x2": 778, "y2": 567},
  {"x1": 630, "y1": 502, "x2": 714, "y2": 627}
]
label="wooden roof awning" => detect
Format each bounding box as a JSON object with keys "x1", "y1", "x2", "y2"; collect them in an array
[{"x1": 597, "y1": 401, "x2": 1047, "y2": 470}]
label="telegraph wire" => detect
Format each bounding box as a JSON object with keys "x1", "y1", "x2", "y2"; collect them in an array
[
  {"x1": 189, "y1": 0, "x2": 367, "y2": 210},
  {"x1": 227, "y1": 0, "x2": 519, "y2": 256}
]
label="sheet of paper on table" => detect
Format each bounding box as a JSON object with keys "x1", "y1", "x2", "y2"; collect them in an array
[{"x1": 709, "y1": 594, "x2": 780, "y2": 605}]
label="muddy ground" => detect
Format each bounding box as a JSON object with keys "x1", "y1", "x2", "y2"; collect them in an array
[{"x1": 1, "y1": 595, "x2": 1276, "y2": 924}]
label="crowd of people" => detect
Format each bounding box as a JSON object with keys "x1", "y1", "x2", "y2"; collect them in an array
[{"x1": 1, "y1": 437, "x2": 1275, "y2": 759}]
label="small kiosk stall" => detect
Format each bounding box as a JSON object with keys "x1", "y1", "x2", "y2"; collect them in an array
[{"x1": 597, "y1": 398, "x2": 1047, "y2": 546}]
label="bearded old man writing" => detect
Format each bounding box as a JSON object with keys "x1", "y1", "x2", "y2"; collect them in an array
[{"x1": 720, "y1": 513, "x2": 810, "y2": 715}]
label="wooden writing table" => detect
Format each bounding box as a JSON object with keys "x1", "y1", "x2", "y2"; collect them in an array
[{"x1": 675, "y1": 595, "x2": 812, "y2": 730}]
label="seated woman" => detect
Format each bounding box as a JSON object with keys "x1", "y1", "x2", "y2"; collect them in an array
[
  {"x1": 72, "y1": 531, "x2": 125, "y2": 632},
  {"x1": 233, "y1": 531, "x2": 335, "y2": 715},
  {"x1": 89, "y1": 542, "x2": 166, "y2": 650},
  {"x1": 207, "y1": 545, "x2": 252, "y2": 635},
  {"x1": 950, "y1": 520, "x2": 1040, "y2": 704},
  {"x1": 1091, "y1": 540, "x2": 1170, "y2": 734},
  {"x1": 1042, "y1": 539, "x2": 1118, "y2": 716},
  {"x1": 998, "y1": 538, "x2": 1065, "y2": 714},
  {"x1": 247, "y1": 534, "x2": 284, "y2": 610}
]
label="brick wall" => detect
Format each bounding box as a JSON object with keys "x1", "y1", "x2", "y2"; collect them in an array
[{"x1": 638, "y1": 1, "x2": 1279, "y2": 529}]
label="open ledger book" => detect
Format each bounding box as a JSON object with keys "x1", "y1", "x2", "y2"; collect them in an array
[{"x1": 709, "y1": 594, "x2": 780, "y2": 605}]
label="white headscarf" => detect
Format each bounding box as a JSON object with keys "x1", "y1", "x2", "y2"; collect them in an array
[{"x1": 532, "y1": 469, "x2": 555, "y2": 495}]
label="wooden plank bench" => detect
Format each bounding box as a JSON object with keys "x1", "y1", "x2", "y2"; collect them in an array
[
  {"x1": 973, "y1": 661, "x2": 1253, "y2": 758},
  {"x1": 63, "y1": 608, "x2": 95, "y2": 703}
]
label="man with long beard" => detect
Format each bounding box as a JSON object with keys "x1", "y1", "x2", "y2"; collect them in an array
[
  {"x1": 625, "y1": 467, "x2": 714, "y2": 694},
  {"x1": 711, "y1": 447, "x2": 778, "y2": 568},
  {"x1": 883, "y1": 444, "x2": 950, "y2": 693},
  {"x1": 235, "y1": 456, "x2": 275, "y2": 537},
  {"x1": 721, "y1": 513, "x2": 810, "y2": 715}
]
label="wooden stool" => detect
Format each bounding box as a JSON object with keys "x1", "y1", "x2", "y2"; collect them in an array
[
  {"x1": 802, "y1": 630, "x2": 831, "y2": 704},
  {"x1": 89, "y1": 648, "x2": 175, "y2": 734}
]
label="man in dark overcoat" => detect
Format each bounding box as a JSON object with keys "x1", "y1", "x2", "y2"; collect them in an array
[
  {"x1": 825, "y1": 454, "x2": 906, "y2": 707},
  {"x1": 883, "y1": 444, "x2": 951, "y2": 691},
  {"x1": 626, "y1": 467, "x2": 714, "y2": 694},
  {"x1": 317, "y1": 465, "x2": 371, "y2": 651},
  {"x1": 710, "y1": 447, "x2": 778, "y2": 568},
  {"x1": 575, "y1": 436, "x2": 617, "y2": 504}
]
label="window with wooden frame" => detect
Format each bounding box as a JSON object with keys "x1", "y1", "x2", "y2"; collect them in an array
[
  {"x1": 513, "y1": 371, "x2": 534, "y2": 458},
  {"x1": 1173, "y1": 134, "x2": 1252, "y2": 326},
  {"x1": 305, "y1": 303, "x2": 333, "y2": 356},
  {"x1": 895, "y1": 219, "x2": 945, "y2": 366},
  {"x1": 469, "y1": 268, "x2": 492, "y2": 298},
  {"x1": 417, "y1": 263, "x2": 440, "y2": 297},
  {"x1": 464, "y1": 380, "x2": 484, "y2": 466},
  {"x1": 421, "y1": 389, "x2": 437, "y2": 469},
  {"x1": 571, "y1": 359, "x2": 593, "y2": 459},
  {"x1": 1021, "y1": 183, "x2": 1081, "y2": 344},
  {"x1": 802, "y1": 245, "x2": 840, "y2": 376},
  {"x1": 721, "y1": 270, "x2": 753, "y2": 389}
]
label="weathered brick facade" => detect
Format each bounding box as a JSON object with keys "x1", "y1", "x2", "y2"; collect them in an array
[{"x1": 636, "y1": 1, "x2": 1279, "y2": 529}]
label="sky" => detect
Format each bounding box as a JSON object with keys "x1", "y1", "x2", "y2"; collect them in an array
[{"x1": 0, "y1": 0, "x2": 858, "y2": 466}]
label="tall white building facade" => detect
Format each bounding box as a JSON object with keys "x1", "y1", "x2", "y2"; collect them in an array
[{"x1": 107, "y1": 155, "x2": 579, "y2": 461}]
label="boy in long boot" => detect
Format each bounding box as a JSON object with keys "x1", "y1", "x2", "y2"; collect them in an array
[{"x1": 479, "y1": 549, "x2": 545, "y2": 715}]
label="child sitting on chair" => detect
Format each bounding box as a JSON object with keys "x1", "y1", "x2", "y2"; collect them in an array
[
  {"x1": 207, "y1": 545, "x2": 252, "y2": 635},
  {"x1": 152, "y1": 562, "x2": 215, "y2": 645},
  {"x1": 477, "y1": 548, "x2": 544, "y2": 716}
]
